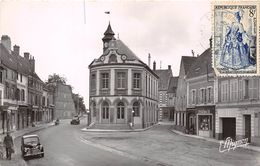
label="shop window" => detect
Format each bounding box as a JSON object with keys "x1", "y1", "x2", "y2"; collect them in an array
[{"x1": 198, "y1": 115, "x2": 212, "y2": 131}]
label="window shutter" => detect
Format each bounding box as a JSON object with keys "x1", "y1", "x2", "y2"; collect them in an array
[
  {"x1": 249, "y1": 79, "x2": 253, "y2": 99},
  {"x1": 189, "y1": 90, "x2": 192, "y2": 105},
  {"x1": 253, "y1": 78, "x2": 258, "y2": 99},
  {"x1": 198, "y1": 90, "x2": 201, "y2": 104},
  {"x1": 210, "y1": 87, "x2": 214, "y2": 103}
]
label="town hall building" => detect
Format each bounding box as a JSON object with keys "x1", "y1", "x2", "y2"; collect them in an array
[{"x1": 88, "y1": 23, "x2": 159, "y2": 129}]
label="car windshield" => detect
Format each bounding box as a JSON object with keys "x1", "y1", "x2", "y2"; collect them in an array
[
  {"x1": 24, "y1": 137, "x2": 39, "y2": 144},
  {"x1": 73, "y1": 116, "x2": 78, "y2": 120}
]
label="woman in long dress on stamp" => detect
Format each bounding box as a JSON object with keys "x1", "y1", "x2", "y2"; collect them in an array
[{"x1": 220, "y1": 10, "x2": 254, "y2": 70}]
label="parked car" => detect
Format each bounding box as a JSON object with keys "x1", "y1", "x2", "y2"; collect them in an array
[
  {"x1": 21, "y1": 134, "x2": 44, "y2": 160},
  {"x1": 70, "y1": 116, "x2": 80, "y2": 125}
]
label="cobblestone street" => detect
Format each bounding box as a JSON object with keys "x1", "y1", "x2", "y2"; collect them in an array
[{"x1": 83, "y1": 124, "x2": 260, "y2": 166}]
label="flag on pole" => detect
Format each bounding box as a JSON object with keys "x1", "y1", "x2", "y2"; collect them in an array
[{"x1": 105, "y1": 11, "x2": 110, "y2": 14}]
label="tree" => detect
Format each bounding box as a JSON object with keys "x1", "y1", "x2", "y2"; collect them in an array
[
  {"x1": 72, "y1": 93, "x2": 86, "y2": 115},
  {"x1": 47, "y1": 73, "x2": 67, "y2": 84}
]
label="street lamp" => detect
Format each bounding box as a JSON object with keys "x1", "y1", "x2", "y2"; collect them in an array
[
  {"x1": 131, "y1": 109, "x2": 135, "y2": 127},
  {"x1": 87, "y1": 110, "x2": 90, "y2": 126}
]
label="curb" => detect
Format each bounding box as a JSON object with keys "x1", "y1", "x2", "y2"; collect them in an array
[{"x1": 81, "y1": 123, "x2": 158, "y2": 132}]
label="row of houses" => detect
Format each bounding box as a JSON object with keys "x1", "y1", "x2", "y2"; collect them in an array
[
  {"x1": 0, "y1": 35, "x2": 76, "y2": 134},
  {"x1": 173, "y1": 39, "x2": 260, "y2": 146},
  {"x1": 88, "y1": 22, "x2": 260, "y2": 145}
]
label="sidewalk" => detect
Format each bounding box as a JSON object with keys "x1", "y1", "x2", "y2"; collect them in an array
[
  {"x1": 81, "y1": 123, "x2": 158, "y2": 132},
  {"x1": 170, "y1": 128, "x2": 260, "y2": 153},
  {"x1": 0, "y1": 122, "x2": 55, "y2": 166}
]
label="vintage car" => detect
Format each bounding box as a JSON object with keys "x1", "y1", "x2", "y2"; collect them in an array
[
  {"x1": 21, "y1": 134, "x2": 44, "y2": 160},
  {"x1": 70, "y1": 116, "x2": 80, "y2": 125}
]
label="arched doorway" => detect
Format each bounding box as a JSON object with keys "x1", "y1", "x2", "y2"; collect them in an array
[
  {"x1": 101, "y1": 101, "x2": 109, "y2": 123},
  {"x1": 116, "y1": 102, "x2": 125, "y2": 123}
]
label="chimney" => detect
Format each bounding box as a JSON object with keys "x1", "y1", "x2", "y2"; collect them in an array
[
  {"x1": 153, "y1": 61, "x2": 156, "y2": 71},
  {"x1": 1, "y1": 35, "x2": 11, "y2": 53},
  {"x1": 29, "y1": 54, "x2": 35, "y2": 72},
  {"x1": 24, "y1": 52, "x2": 30, "y2": 60},
  {"x1": 168, "y1": 65, "x2": 171, "y2": 70},
  {"x1": 191, "y1": 50, "x2": 195, "y2": 57},
  {"x1": 148, "y1": 53, "x2": 151, "y2": 68},
  {"x1": 13, "y1": 45, "x2": 20, "y2": 56}
]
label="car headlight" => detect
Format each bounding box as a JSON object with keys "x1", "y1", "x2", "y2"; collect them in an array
[{"x1": 24, "y1": 147, "x2": 29, "y2": 153}]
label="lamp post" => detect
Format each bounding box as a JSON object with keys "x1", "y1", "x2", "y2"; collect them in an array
[
  {"x1": 132, "y1": 109, "x2": 135, "y2": 127},
  {"x1": 87, "y1": 110, "x2": 90, "y2": 126}
]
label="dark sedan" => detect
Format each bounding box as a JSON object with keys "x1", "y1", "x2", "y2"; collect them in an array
[
  {"x1": 71, "y1": 116, "x2": 80, "y2": 125},
  {"x1": 21, "y1": 134, "x2": 44, "y2": 160}
]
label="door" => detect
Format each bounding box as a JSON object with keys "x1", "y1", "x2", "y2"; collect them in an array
[
  {"x1": 101, "y1": 102, "x2": 109, "y2": 123},
  {"x1": 116, "y1": 102, "x2": 125, "y2": 124},
  {"x1": 222, "y1": 118, "x2": 236, "y2": 140},
  {"x1": 244, "y1": 115, "x2": 251, "y2": 142}
]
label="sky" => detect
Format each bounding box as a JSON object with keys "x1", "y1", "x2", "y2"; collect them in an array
[{"x1": 0, "y1": 0, "x2": 211, "y2": 107}]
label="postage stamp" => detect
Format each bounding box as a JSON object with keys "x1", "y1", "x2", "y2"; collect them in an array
[{"x1": 212, "y1": 1, "x2": 260, "y2": 76}]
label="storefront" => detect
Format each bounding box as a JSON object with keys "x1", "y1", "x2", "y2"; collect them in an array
[{"x1": 196, "y1": 106, "x2": 215, "y2": 138}]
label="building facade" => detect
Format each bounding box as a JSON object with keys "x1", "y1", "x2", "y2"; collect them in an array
[
  {"x1": 89, "y1": 23, "x2": 159, "y2": 129},
  {"x1": 0, "y1": 35, "x2": 55, "y2": 133},
  {"x1": 166, "y1": 76, "x2": 178, "y2": 121},
  {"x1": 174, "y1": 56, "x2": 197, "y2": 132},
  {"x1": 53, "y1": 83, "x2": 76, "y2": 119},
  {"x1": 154, "y1": 64, "x2": 174, "y2": 121},
  {"x1": 216, "y1": 76, "x2": 260, "y2": 145},
  {"x1": 186, "y1": 48, "x2": 215, "y2": 138}
]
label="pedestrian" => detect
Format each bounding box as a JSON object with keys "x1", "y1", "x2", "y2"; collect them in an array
[{"x1": 3, "y1": 131, "x2": 14, "y2": 160}]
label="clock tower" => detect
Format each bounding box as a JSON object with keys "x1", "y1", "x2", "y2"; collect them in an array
[{"x1": 102, "y1": 22, "x2": 115, "y2": 52}]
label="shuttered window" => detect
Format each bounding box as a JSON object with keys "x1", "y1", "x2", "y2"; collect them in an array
[
  {"x1": 230, "y1": 80, "x2": 238, "y2": 102},
  {"x1": 249, "y1": 78, "x2": 258, "y2": 99}
]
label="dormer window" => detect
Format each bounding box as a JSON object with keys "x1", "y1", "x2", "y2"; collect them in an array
[{"x1": 109, "y1": 54, "x2": 117, "y2": 63}]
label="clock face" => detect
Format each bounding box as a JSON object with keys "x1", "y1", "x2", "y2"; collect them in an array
[
  {"x1": 104, "y1": 42, "x2": 108, "y2": 47},
  {"x1": 100, "y1": 56, "x2": 105, "y2": 62},
  {"x1": 121, "y1": 55, "x2": 127, "y2": 61}
]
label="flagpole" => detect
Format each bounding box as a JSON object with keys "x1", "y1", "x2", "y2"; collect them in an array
[
  {"x1": 83, "y1": 0, "x2": 86, "y2": 24},
  {"x1": 105, "y1": 11, "x2": 110, "y2": 23}
]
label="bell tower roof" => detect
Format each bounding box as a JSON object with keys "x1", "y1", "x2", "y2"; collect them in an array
[{"x1": 102, "y1": 22, "x2": 116, "y2": 42}]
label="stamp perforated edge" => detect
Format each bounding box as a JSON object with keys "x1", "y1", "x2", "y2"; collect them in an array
[{"x1": 211, "y1": 0, "x2": 260, "y2": 77}]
